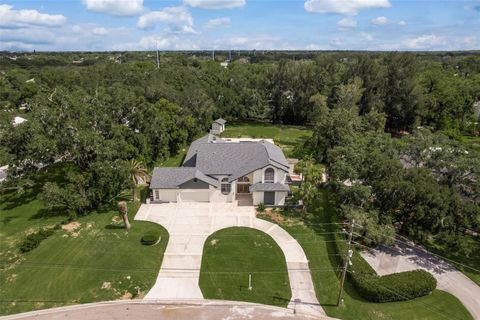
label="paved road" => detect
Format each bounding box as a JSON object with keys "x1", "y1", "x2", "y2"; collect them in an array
[
  {"x1": 361, "y1": 239, "x2": 480, "y2": 319},
  {"x1": 0, "y1": 300, "x2": 334, "y2": 320},
  {"x1": 135, "y1": 202, "x2": 326, "y2": 318}
]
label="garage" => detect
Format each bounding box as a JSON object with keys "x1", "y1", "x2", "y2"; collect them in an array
[{"x1": 180, "y1": 190, "x2": 210, "y2": 202}]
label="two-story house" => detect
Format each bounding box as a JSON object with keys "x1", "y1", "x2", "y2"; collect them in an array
[{"x1": 150, "y1": 132, "x2": 290, "y2": 206}]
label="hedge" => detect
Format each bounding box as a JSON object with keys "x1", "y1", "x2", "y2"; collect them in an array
[
  {"x1": 327, "y1": 198, "x2": 437, "y2": 302},
  {"x1": 141, "y1": 232, "x2": 160, "y2": 245},
  {"x1": 19, "y1": 228, "x2": 55, "y2": 253}
]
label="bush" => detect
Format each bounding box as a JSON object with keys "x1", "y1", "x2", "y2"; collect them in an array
[
  {"x1": 331, "y1": 211, "x2": 436, "y2": 303},
  {"x1": 141, "y1": 233, "x2": 160, "y2": 245},
  {"x1": 350, "y1": 269, "x2": 437, "y2": 302},
  {"x1": 257, "y1": 203, "x2": 265, "y2": 212},
  {"x1": 20, "y1": 228, "x2": 55, "y2": 253}
]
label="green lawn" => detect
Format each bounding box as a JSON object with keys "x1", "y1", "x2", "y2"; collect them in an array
[
  {"x1": 221, "y1": 121, "x2": 313, "y2": 158},
  {"x1": 0, "y1": 164, "x2": 169, "y2": 316},
  {"x1": 258, "y1": 190, "x2": 473, "y2": 320},
  {"x1": 199, "y1": 227, "x2": 292, "y2": 307}
]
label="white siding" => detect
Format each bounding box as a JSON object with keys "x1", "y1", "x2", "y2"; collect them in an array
[
  {"x1": 252, "y1": 191, "x2": 287, "y2": 206},
  {"x1": 252, "y1": 166, "x2": 288, "y2": 184}
]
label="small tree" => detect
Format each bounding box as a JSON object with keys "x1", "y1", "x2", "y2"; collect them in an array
[
  {"x1": 128, "y1": 159, "x2": 148, "y2": 202},
  {"x1": 117, "y1": 201, "x2": 131, "y2": 230}
]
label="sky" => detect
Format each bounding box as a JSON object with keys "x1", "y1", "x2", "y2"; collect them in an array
[{"x1": 0, "y1": 0, "x2": 479, "y2": 51}]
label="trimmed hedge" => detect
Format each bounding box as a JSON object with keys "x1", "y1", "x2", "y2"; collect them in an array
[
  {"x1": 328, "y1": 198, "x2": 437, "y2": 302},
  {"x1": 141, "y1": 233, "x2": 160, "y2": 245},
  {"x1": 20, "y1": 228, "x2": 55, "y2": 253},
  {"x1": 350, "y1": 269, "x2": 437, "y2": 302}
]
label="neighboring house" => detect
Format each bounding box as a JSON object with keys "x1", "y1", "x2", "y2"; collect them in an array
[
  {"x1": 210, "y1": 118, "x2": 226, "y2": 134},
  {"x1": 0, "y1": 165, "x2": 8, "y2": 183},
  {"x1": 150, "y1": 124, "x2": 290, "y2": 206}
]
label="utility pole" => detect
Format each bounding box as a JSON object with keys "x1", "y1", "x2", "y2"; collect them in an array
[
  {"x1": 155, "y1": 39, "x2": 160, "y2": 70},
  {"x1": 337, "y1": 219, "x2": 354, "y2": 306}
]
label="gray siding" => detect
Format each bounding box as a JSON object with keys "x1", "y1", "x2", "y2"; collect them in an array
[{"x1": 179, "y1": 179, "x2": 210, "y2": 189}]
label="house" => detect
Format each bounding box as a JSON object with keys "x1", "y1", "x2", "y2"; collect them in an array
[
  {"x1": 150, "y1": 126, "x2": 290, "y2": 206},
  {"x1": 210, "y1": 118, "x2": 226, "y2": 134}
]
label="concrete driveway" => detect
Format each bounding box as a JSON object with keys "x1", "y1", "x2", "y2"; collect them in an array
[
  {"x1": 361, "y1": 240, "x2": 480, "y2": 319},
  {"x1": 135, "y1": 202, "x2": 326, "y2": 318}
]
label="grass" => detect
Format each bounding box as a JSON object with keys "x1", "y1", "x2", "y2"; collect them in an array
[
  {"x1": 220, "y1": 121, "x2": 313, "y2": 158},
  {"x1": 258, "y1": 191, "x2": 473, "y2": 320},
  {"x1": 0, "y1": 164, "x2": 169, "y2": 316},
  {"x1": 199, "y1": 227, "x2": 292, "y2": 307}
]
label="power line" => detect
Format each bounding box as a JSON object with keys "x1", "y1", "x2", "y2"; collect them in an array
[{"x1": 351, "y1": 230, "x2": 480, "y2": 273}]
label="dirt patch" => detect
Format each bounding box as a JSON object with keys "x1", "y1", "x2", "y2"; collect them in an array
[
  {"x1": 101, "y1": 282, "x2": 112, "y2": 290},
  {"x1": 62, "y1": 221, "x2": 81, "y2": 232},
  {"x1": 210, "y1": 239, "x2": 219, "y2": 246},
  {"x1": 111, "y1": 216, "x2": 122, "y2": 224},
  {"x1": 7, "y1": 274, "x2": 17, "y2": 283},
  {"x1": 121, "y1": 292, "x2": 133, "y2": 300}
]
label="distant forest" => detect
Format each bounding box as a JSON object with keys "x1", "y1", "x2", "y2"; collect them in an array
[{"x1": 1, "y1": 51, "x2": 479, "y2": 253}]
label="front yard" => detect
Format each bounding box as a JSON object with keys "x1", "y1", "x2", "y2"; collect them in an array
[
  {"x1": 0, "y1": 164, "x2": 168, "y2": 316},
  {"x1": 199, "y1": 227, "x2": 291, "y2": 307}
]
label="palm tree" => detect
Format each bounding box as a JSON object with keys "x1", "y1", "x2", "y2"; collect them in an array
[
  {"x1": 128, "y1": 159, "x2": 148, "y2": 202},
  {"x1": 117, "y1": 201, "x2": 131, "y2": 230}
]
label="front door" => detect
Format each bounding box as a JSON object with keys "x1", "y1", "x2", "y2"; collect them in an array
[
  {"x1": 264, "y1": 192, "x2": 275, "y2": 205},
  {"x1": 237, "y1": 184, "x2": 250, "y2": 193}
]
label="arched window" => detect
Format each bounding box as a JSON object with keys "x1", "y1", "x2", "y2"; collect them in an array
[
  {"x1": 221, "y1": 177, "x2": 231, "y2": 194},
  {"x1": 238, "y1": 176, "x2": 250, "y2": 182},
  {"x1": 264, "y1": 168, "x2": 274, "y2": 183}
]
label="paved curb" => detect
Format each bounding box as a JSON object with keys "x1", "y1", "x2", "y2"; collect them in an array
[{"x1": 0, "y1": 299, "x2": 337, "y2": 320}]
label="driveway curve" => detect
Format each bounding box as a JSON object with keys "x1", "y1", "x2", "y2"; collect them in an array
[
  {"x1": 361, "y1": 239, "x2": 480, "y2": 319},
  {"x1": 135, "y1": 202, "x2": 326, "y2": 318}
]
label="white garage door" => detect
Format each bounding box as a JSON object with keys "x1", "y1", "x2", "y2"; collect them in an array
[{"x1": 180, "y1": 191, "x2": 210, "y2": 202}]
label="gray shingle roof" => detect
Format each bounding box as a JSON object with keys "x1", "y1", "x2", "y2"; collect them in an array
[
  {"x1": 182, "y1": 134, "x2": 289, "y2": 182},
  {"x1": 214, "y1": 118, "x2": 226, "y2": 125},
  {"x1": 150, "y1": 167, "x2": 218, "y2": 189},
  {"x1": 250, "y1": 183, "x2": 290, "y2": 192}
]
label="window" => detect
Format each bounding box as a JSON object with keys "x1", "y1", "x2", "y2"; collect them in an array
[
  {"x1": 264, "y1": 168, "x2": 274, "y2": 183},
  {"x1": 238, "y1": 176, "x2": 250, "y2": 182},
  {"x1": 154, "y1": 190, "x2": 160, "y2": 200},
  {"x1": 221, "y1": 177, "x2": 231, "y2": 194}
]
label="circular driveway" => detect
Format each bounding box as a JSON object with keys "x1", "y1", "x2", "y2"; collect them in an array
[{"x1": 134, "y1": 202, "x2": 326, "y2": 318}]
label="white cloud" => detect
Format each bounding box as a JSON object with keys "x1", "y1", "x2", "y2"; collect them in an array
[
  {"x1": 0, "y1": 4, "x2": 66, "y2": 28},
  {"x1": 0, "y1": 28, "x2": 56, "y2": 45},
  {"x1": 116, "y1": 35, "x2": 199, "y2": 51},
  {"x1": 404, "y1": 34, "x2": 446, "y2": 49},
  {"x1": 360, "y1": 32, "x2": 374, "y2": 41},
  {"x1": 304, "y1": 0, "x2": 391, "y2": 15},
  {"x1": 93, "y1": 27, "x2": 108, "y2": 35},
  {"x1": 337, "y1": 18, "x2": 357, "y2": 29},
  {"x1": 398, "y1": 20, "x2": 407, "y2": 26},
  {"x1": 371, "y1": 16, "x2": 388, "y2": 25},
  {"x1": 72, "y1": 25, "x2": 82, "y2": 33},
  {"x1": 184, "y1": 0, "x2": 245, "y2": 9},
  {"x1": 205, "y1": 17, "x2": 231, "y2": 28},
  {"x1": 138, "y1": 6, "x2": 195, "y2": 33},
  {"x1": 82, "y1": 0, "x2": 143, "y2": 16}
]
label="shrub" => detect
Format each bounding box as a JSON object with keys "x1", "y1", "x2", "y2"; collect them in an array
[
  {"x1": 141, "y1": 232, "x2": 160, "y2": 245},
  {"x1": 20, "y1": 228, "x2": 55, "y2": 253},
  {"x1": 333, "y1": 231, "x2": 437, "y2": 302},
  {"x1": 350, "y1": 269, "x2": 437, "y2": 302},
  {"x1": 257, "y1": 203, "x2": 265, "y2": 212}
]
